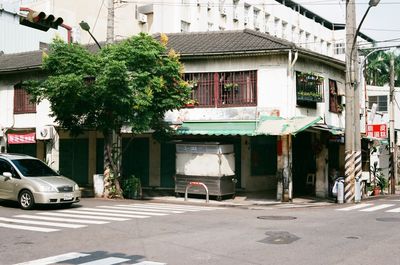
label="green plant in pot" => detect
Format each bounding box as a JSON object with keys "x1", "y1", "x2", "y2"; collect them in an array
[
  {"x1": 376, "y1": 174, "x2": 388, "y2": 195},
  {"x1": 122, "y1": 175, "x2": 142, "y2": 199}
]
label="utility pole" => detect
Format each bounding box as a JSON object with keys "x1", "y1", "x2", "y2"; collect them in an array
[
  {"x1": 344, "y1": 0, "x2": 356, "y2": 203},
  {"x1": 107, "y1": 0, "x2": 114, "y2": 44},
  {"x1": 389, "y1": 56, "x2": 397, "y2": 194}
]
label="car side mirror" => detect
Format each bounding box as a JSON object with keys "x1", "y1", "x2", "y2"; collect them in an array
[{"x1": 3, "y1": 172, "x2": 12, "y2": 180}]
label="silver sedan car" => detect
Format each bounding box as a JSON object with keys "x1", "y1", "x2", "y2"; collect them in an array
[{"x1": 0, "y1": 153, "x2": 81, "y2": 210}]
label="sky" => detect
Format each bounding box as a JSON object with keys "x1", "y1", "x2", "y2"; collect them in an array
[{"x1": 295, "y1": 0, "x2": 400, "y2": 47}]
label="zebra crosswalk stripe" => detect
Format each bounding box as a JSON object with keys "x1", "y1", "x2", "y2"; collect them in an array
[
  {"x1": 74, "y1": 208, "x2": 151, "y2": 218},
  {"x1": 79, "y1": 257, "x2": 130, "y2": 265},
  {"x1": 0, "y1": 222, "x2": 59, "y2": 233},
  {"x1": 359, "y1": 204, "x2": 396, "y2": 212},
  {"x1": 0, "y1": 217, "x2": 86, "y2": 228},
  {"x1": 144, "y1": 203, "x2": 223, "y2": 210},
  {"x1": 15, "y1": 214, "x2": 109, "y2": 224},
  {"x1": 59, "y1": 209, "x2": 150, "y2": 218},
  {"x1": 115, "y1": 205, "x2": 184, "y2": 213},
  {"x1": 13, "y1": 252, "x2": 90, "y2": 265},
  {"x1": 37, "y1": 212, "x2": 130, "y2": 221},
  {"x1": 132, "y1": 261, "x2": 166, "y2": 265},
  {"x1": 96, "y1": 206, "x2": 168, "y2": 216},
  {"x1": 337, "y1": 204, "x2": 374, "y2": 211},
  {"x1": 386, "y1": 207, "x2": 400, "y2": 213}
]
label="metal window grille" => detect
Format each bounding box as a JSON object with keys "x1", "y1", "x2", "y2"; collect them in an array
[
  {"x1": 14, "y1": 85, "x2": 36, "y2": 114},
  {"x1": 185, "y1": 70, "x2": 257, "y2": 108},
  {"x1": 369, "y1": 95, "x2": 388, "y2": 112},
  {"x1": 296, "y1": 71, "x2": 324, "y2": 108}
]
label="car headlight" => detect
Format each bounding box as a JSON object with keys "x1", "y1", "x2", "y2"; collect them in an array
[
  {"x1": 74, "y1": 184, "x2": 80, "y2": 191},
  {"x1": 38, "y1": 184, "x2": 58, "y2": 193}
]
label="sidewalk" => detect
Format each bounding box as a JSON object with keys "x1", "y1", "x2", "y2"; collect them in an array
[{"x1": 140, "y1": 189, "x2": 337, "y2": 209}]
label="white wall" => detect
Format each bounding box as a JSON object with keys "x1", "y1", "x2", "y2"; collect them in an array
[{"x1": 17, "y1": 0, "x2": 368, "y2": 59}]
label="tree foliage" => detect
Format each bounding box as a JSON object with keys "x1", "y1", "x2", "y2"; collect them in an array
[
  {"x1": 362, "y1": 50, "x2": 400, "y2": 87},
  {"x1": 29, "y1": 33, "x2": 190, "y2": 135},
  {"x1": 26, "y1": 33, "x2": 191, "y2": 197}
]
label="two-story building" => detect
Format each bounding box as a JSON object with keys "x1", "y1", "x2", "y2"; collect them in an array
[{"x1": 0, "y1": 29, "x2": 346, "y2": 200}]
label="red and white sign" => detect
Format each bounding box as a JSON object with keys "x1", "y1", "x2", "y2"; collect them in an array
[
  {"x1": 366, "y1": 124, "x2": 387, "y2": 139},
  {"x1": 7, "y1": 132, "x2": 36, "y2": 144}
]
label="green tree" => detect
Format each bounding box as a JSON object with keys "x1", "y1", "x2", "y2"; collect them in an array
[
  {"x1": 363, "y1": 50, "x2": 400, "y2": 87},
  {"x1": 27, "y1": 33, "x2": 191, "y2": 198}
]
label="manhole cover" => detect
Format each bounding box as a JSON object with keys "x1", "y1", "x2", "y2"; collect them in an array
[
  {"x1": 259, "y1": 231, "x2": 300, "y2": 245},
  {"x1": 376, "y1": 217, "x2": 400, "y2": 222},
  {"x1": 257, "y1": 216, "x2": 297, "y2": 220}
]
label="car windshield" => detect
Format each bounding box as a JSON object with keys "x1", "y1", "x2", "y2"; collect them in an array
[{"x1": 12, "y1": 159, "x2": 59, "y2": 177}]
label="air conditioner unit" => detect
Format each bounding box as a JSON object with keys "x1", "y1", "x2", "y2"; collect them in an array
[
  {"x1": 36, "y1": 126, "x2": 54, "y2": 140},
  {"x1": 244, "y1": 16, "x2": 249, "y2": 24},
  {"x1": 197, "y1": 0, "x2": 201, "y2": 6},
  {"x1": 138, "y1": 13, "x2": 147, "y2": 23},
  {"x1": 207, "y1": 1, "x2": 212, "y2": 10},
  {"x1": 254, "y1": 21, "x2": 260, "y2": 29}
]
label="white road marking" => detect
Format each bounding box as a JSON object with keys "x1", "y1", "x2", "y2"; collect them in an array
[
  {"x1": 15, "y1": 215, "x2": 109, "y2": 224},
  {"x1": 0, "y1": 217, "x2": 86, "y2": 228},
  {"x1": 360, "y1": 204, "x2": 395, "y2": 212},
  {"x1": 386, "y1": 207, "x2": 400, "y2": 213},
  {"x1": 13, "y1": 252, "x2": 90, "y2": 265},
  {"x1": 144, "y1": 203, "x2": 223, "y2": 210},
  {"x1": 337, "y1": 204, "x2": 374, "y2": 211},
  {"x1": 96, "y1": 206, "x2": 167, "y2": 216},
  {"x1": 114, "y1": 205, "x2": 184, "y2": 213},
  {"x1": 37, "y1": 212, "x2": 130, "y2": 221},
  {"x1": 0, "y1": 222, "x2": 58, "y2": 233},
  {"x1": 79, "y1": 257, "x2": 130, "y2": 265},
  {"x1": 60, "y1": 209, "x2": 150, "y2": 218},
  {"x1": 132, "y1": 261, "x2": 167, "y2": 265}
]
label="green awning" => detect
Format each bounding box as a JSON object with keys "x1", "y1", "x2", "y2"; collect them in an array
[
  {"x1": 255, "y1": 116, "x2": 322, "y2": 136},
  {"x1": 177, "y1": 116, "x2": 322, "y2": 136},
  {"x1": 177, "y1": 120, "x2": 257, "y2": 136}
]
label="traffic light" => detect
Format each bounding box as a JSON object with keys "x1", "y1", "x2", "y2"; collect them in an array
[{"x1": 20, "y1": 10, "x2": 64, "y2": 32}]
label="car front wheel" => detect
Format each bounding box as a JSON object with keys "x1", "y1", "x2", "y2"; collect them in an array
[{"x1": 19, "y1": 190, "x2": 35, "y2": 210}]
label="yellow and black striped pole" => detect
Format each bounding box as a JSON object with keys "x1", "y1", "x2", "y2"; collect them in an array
[{"x1": 344, "y1": 151, "x2": 355, "y2": 203}]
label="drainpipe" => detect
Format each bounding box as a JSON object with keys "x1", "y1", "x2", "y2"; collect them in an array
[{"x1": 19, "y1": 7, "x2": 72, "y2": 43}]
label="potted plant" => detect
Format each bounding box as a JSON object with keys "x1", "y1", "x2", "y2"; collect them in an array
[
  {"x1": 184, "y1": 99, "x2": 198, "y2": 107},
  {"x1": 376, "y1": 174, "x2": 388, "y2": 195},
  {"x1": 370, "y1": 162, "x2": 384, "y2": 196},
  {"x1": 122, "y1": 175, "x2": 142, "y2": 199}
]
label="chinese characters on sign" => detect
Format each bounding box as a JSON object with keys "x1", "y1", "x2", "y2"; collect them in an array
[{"x1": 366, "y1": 124, "x2": 387, "y2": 138}]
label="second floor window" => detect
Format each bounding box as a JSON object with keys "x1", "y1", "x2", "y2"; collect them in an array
[
  {"x1": 296, "y1": 71, "x2": 324, "y2": 108},
  {"x1": 185, "y1": 70, "x2": 257, "y2": 107},
  {"x1": 14, "y1": 84, "x2": 36, "y2": 114},
  {"x1": 329, "y1": 79, "x2": 343, "y2": 113},
  {"x1": 369, "y1": 95, "x2": 388, "y2": 112}
]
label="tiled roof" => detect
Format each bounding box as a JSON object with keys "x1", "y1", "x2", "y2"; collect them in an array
[
  {"x1": 0, "y1": 50, "x2": 43, "y2": 73},
  {"x1": 158, "y1": 29, "x2": 294, "y2": 56}
]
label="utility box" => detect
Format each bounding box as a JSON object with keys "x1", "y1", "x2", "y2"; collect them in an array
[{"x1": 175, "y1": 142, "x2": 236, "y2": 200}]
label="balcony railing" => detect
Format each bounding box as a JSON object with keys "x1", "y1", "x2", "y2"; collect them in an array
[
  {"x1": 185, "y1": 70, "x2": 257, "y2": 108},
  {"x1": 296, "y1": 72, "x2": 324, "y2": 108}
]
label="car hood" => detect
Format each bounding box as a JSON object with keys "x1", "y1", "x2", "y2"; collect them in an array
[{"x1": 29, "y1": 176, "x2": 77, "y2": 187}]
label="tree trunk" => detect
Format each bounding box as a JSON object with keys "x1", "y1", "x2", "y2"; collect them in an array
[{"x1": 103, "y1": 130, "x2": 123, "y2": 198}]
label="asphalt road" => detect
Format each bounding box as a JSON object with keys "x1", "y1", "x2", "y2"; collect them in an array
[{"x1": 1, "y1": 196, "x2": 400, "y2": 265}]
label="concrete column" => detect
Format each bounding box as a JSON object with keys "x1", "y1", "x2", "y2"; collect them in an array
[
  {"x1": 88, "y1": 131, "x2": 97, "y2": 185},
  {"x1": 149, "y1": 136, "x2": 161, "y2": 187},
  {"x1": 315, "y1": 136, "x2": 329, "y2": 198},
  {"x1": 278, "y1": 135, "x2": 292, "y2": 202},
  {"x1": 241, "y1": 136, "x2": 250, "y2": 189},
  {"x1": 48, "y1": 130, "x2": 59, "y2": 172}
]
